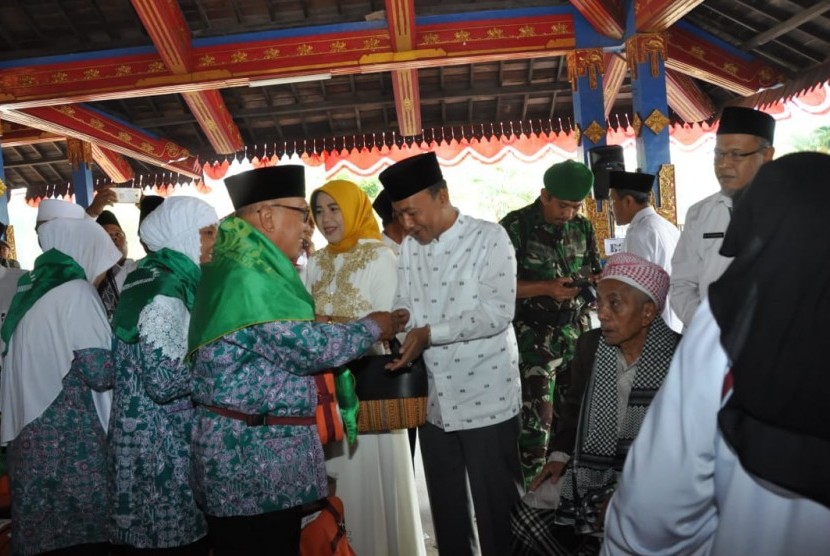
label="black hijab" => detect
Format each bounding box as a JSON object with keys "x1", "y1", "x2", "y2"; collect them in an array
[{"x1": 710, "y1": 151, "x2": 830, "y2": 508}]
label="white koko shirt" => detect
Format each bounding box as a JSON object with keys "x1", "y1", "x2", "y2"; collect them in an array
[
  {"x1": 393, "y1": 212, "x2": 521, "y2": 432},
  {"x1": 670, "y1": 191, "x2": 733, "y2": 326}
]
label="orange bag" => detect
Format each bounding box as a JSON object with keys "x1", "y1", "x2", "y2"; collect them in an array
[
  {"x1": 315, "y1": 372, "x2": 344, "y2": 445},
  {"x1": 300, "y1": 496, "x2": 355, "y2": 556}
]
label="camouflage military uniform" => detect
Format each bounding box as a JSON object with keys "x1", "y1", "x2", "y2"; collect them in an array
[{"x1": 500, "y1": 199, "x2": 601, "y2": 485}]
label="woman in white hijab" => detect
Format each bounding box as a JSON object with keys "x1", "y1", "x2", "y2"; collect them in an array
[
  {"x1": 108, "y1": 196, "x2": 218, "y2": 553},
  {"x1": 0, "y1": 216, "x2": 122, "y2": 555}
]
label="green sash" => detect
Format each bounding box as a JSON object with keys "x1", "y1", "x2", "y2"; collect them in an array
[
  {"x1": 187, "y1": 217, "x2": 314, "y2": 354},
  {"x1": 1, "y1": 249, "x2": 86, "y2": 355},
  {"x1": 112, "y1": 248, "x2": 201, "y2": 344}
]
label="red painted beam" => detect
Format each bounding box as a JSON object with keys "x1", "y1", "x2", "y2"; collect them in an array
[
  {"x1": 391, "y1": 69, "x2": 421, "y2": 137},
  {"x1": 385, "y1": 0, "x2": 422, "y2": 137},
  {"x1": 1, "y1": 105, "x2": 200, "y2": 178},
  {"x1": 130, "y1": 0, "x2": 192, "y2": 74},
  {"x1": 91, "y1": 144, "x2": 135, "y2": 183},
  {"x1": 636, "y1": 0, "x2": 705, "y2": 33},
  {"x1": 182, "y1": 90, "x2": 244, "y2": 154},
  {"x1": 570, "y1": 0, "x2": 624, "y2": 39},
  {"x1": 0, "y1": 14, "x2": 575, "y2": 109},
  {"x1": 132, "y1": 0, "x2": 243, "y2": 154},
  {"x1": 666, "y1": 26, "x2": 787, "y2": 96},
  {"x1": 0, "y1": 122, "x2": 62, "y2": 147},
  {"x1": 666, "y1": 68, "x2": 715, "y2": 123}
]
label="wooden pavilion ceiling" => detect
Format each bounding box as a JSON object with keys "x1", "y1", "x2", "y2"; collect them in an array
[{"x1": 0, "y1": 0, "x2": 828, "y2": 192}]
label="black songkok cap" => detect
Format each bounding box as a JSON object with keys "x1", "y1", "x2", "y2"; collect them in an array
[
  {"x1": 138, "y1": 195, "x2": 165, "y2": 226},
  {"x1": 717, "y1": 107, "x2": 775, "y2": 143},
  {"x1": 225, "y1": 165, "x2": 306, "y2": 211},
  {"x1": 372, "y1": 191, "x2": 394, "y2": 226},
  {"x1": 609, "y1": 171, "x2": 655, "y2": 193},
  {"x1": 96, "y1": 210, "x2": 122, "y2": 229},
  {"x1": 378, "y1": 152, "x2": 443, "y2": 202}
]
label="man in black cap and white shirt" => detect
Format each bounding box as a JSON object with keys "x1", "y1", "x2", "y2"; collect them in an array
[
  {"x1": 670, "y1": 106, "x2": 775, "y2": 326},
  {"x1": 609, "y1": 171, "x2": 681, "y2": 332},
  {"x1": 379, "y1": 152, "x2": 523, "y2": 556}
]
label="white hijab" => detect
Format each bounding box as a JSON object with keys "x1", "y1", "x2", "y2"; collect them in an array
[
  {"x1": 139, "y1": 196, "x2": 218, "y2": 265},
  {"x1": 0, "y1": 218, "x2": 122, "y2": 443}
]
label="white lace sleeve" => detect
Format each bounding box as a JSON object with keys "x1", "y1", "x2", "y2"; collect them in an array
[{"x1": 137, "y1": 295, "x2": 191, "y2": 361}]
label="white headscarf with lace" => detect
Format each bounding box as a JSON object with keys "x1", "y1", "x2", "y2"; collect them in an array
[{"x1": 139, "y1": 196, "x2": 218, "y2": 265}]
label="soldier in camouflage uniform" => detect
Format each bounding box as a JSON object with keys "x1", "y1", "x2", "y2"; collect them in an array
[{"x1": 500, "y1": 159, "x2": 601, "y2": 485}]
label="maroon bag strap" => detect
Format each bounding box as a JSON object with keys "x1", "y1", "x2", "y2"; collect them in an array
[{"x1": 323, "y1": 498, "x2": 348, "y2": 553}]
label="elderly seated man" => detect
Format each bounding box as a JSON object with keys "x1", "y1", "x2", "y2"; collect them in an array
[{"x1": 510, "y1": 252, "x2": 681, "y2": 556}]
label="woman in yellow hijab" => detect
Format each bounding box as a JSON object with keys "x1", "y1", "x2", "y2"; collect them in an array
[{"x1": 304, "y1": 179, "x2": 426, "y2": 556}]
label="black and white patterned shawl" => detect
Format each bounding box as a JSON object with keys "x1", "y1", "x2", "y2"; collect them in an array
[{"x1": 556, "y1": 317, "x2": 679, "y2": 533}]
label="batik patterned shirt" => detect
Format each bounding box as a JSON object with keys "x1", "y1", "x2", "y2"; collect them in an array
[
  {"x1": 189, "y1": 318, "x2": 379, "y2": 516},
  {"x1": 109, "y1": 295, "x2": 206, "y2": 548},
  {"x1": 7, "y1": 348, "x2": 113, "y2": 556}
]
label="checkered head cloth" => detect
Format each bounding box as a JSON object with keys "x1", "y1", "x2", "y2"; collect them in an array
[{"x1": 600, "y1": 252, "x2": 669, "y2": 312}]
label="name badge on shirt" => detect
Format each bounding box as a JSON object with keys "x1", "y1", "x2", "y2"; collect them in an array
[{"x1": 703, "y1": 232, "x2": 725, "y2": 239}]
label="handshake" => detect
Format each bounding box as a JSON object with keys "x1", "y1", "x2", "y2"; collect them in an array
[{"x1": 366, "y1": 308, "x2": 411, "y2": 340}]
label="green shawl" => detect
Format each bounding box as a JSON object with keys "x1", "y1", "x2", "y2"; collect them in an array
[
  {"x1": 112, "y1": 248, "x2": 201, "y2": 344},
  {"x1": 1, "y1": 249, "x2": 86, "y2": 355},
  {"x1": 187, "y1": 216, "x2": 314, "y2": 354}
]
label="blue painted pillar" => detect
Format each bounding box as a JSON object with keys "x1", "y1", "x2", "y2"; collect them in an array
[
  {"x1": 626, "y1": 31, "x2": 671, "y2": 203},
  {"x1": 67, "y1": 139, "x2": 94, "y2": 208},
  {"x1": 0, "y1": 138, "x2": 10, "y2": 226}
]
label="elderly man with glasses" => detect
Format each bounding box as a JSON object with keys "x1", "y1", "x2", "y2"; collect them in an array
[
  {"x1": 187, "y1": 165, "x2": 401, "y2": 555},
  {"x1": 670, "y1": 106, "x2": 775, "y2": 326}
]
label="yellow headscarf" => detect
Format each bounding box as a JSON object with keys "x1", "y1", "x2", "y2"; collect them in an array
[{"x1": 311, "y1": 179, "x2": 382, "y2": 254}]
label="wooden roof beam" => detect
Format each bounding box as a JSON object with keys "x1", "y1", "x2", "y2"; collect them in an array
[
  {"x1": 385, "y1": 0, "x2": 421, "y2": 136},
  {"x1": 131, "y1": 0, "x2": 243, "y2": 154},
  {"x1": 0, "y1": 104, "x2": 200, "y2": 178},
  {"x1": 570, "y1": 0, "x2": 624, "y2": 39},
  {"x1": 603, "y1": 53, "x2": 626, "y2": 117},
  {"x1": 665, "y1": 68, "x2": 715, "y2": 123},
  {"x1": 91, "y1": 144, "x2": 135, "y2": 183},
  {"x1": 741, "y1": 0, "x2": 830, "y2": 50},
  {"x1": 666, "y1": 23, "x2": 789, "y2": 97},
  {"x1": 636, "y1": 0, "x2": 705, "y2": 32}
]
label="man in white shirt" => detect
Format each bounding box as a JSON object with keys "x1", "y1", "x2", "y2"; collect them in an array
[
  {"x1": 670, "y1": 106, "x2": 775, "y2": 325},
  {"x1": 379, "y1": 152, "x2": 523, "y2": 556},
  {"x1": 609, "y1": 171, "x2": 681, "y2": 332}
]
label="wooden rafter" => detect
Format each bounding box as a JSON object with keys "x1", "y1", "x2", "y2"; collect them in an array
[
  {"x1": 636, "y1": 0, "x2": 705, "y2": 32},
  {"x1": 665, "y1": 68, "x2": 715, "y2": 123},
  {"x1": 603, "y1": 53, "x2": 626, "y2": 117},
  {"x1": 570, "y1": 0, "x2": 624, "y2": 39}
]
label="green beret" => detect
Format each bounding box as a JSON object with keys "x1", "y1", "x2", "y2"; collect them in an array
[{"x1": 543, "y1": 160, "x2": 594, "y2": 201}]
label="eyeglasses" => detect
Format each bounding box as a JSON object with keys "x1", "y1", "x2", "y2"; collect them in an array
[
  {"x1": 260, "y1": 203, "x2": 311, "y2": 223},
  {"x1": 713, "y1": 147, "x2": 768, "y2": 163}
]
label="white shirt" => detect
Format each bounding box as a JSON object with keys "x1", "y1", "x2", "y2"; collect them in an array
[
  {"x1": 393, "y1": 212, "x2": 521, "y2": 431},
  {"x1": 381, "y1": 233, "x2": 401, "y2": 256},
  {"x1": 622, "y1": 206, "x2": 682, "y2": 332},
  {"x1": 670, "y1": 192, "x2": 733, "y2": 326},
  {"x1": 602, "y1": 300, "x2": 830, "y2": 556}
]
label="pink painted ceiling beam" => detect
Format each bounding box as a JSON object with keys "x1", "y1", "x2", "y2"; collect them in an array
[
  {"x1": 636, "y1": 0, "x2": 705, "y2": 32},
  {"x1": 131, "y1": 0, "x2": 243, "y2": 154},
  {"x1": 666, "y1": 68, "x2": 715, "y2": 123},
  {"x1": 91, "y1": 144, "x2": 135, "y2": 183},
  {"x1": 385, "y1": 0, "x2": 421, "y2": 136},
  {"x1": 1, "y1": 104, "x2": 200, "y2": 178},
  {"x1": 603, "y1": 53, "x2": 627, "y2": 117},
  {"x1": 570, "y1": 0, "x2": 624, "y2": 39}
]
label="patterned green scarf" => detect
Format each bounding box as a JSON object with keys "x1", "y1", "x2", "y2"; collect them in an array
[
  {"x1": 1, "y1": 249, "x2": 86, "y2": 355},
  {"x1": 187, "y1": 216, "x2": 314, "y2": 354},
  {"x1": 112, "y1": 248, "x2": 201, "y2": 344}
]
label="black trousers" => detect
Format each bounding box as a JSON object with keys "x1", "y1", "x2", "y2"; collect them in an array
[
  {"x1": 419, "y1": 415, "x2": 525, "y2": 556},
  {"x1": 206, "y1": 508, "x2": 301, "y2": 556}
]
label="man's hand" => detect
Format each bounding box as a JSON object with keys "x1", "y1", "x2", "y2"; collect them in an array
[
  {"x1": 547, "y1": 277, "x2": 581, "y2": 303},
  {"x1": 86, "y1": 187, "x2": 117, "y2": 217},
  {"x1": 528, "y1": 460, "x2": 567, "y2": 491},
  {"x1": 365, "y1": 310, "x2": 408, "y2": 341},
  {"x1": 386, "y1": 325, "x2": 428, "y2": 371}
]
